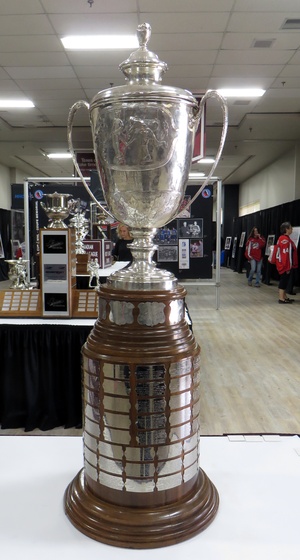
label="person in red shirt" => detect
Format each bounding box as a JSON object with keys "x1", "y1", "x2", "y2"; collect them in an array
[
  {"x1": 275, "y1": 222, "x2": 298, "y2": 304},
  {"x1": 245, "y1": 227, "x2": 266, "y2": 287}
]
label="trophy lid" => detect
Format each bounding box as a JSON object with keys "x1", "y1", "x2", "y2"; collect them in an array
[{"x1": 119, "y1": 23, "x2": 168, "y2": 84}]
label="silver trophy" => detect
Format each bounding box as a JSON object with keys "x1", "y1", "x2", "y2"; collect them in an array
[
  {"x1": 40, "y1": 192, "x2": 72, "y2": 229},
  {"x1": 5, "y1": 259, "x2": 30, "y2": 289},
  {"x1": 69, "y1": 212, "x2": 89, "y2": 254},
  {"x1": 68, "y1": 23, "x2": 228, "y2": 291}
]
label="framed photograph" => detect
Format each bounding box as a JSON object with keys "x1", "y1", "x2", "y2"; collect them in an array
[
  {"x1": 232, "y1": 237, "x2": 237, "y2": 258},
  {"x1": 190, "y1": 239, "x2": 203, "y2": 258},
  {"x1": 0, "y1": 233, "x2": 4, "y2": 259},
  {"x1": 178, "y1": 218, "x2": 203, "y2": 238},
  {"x1": 154, "y1": 220, "x2": 178, "y2": 245},
  {"x1": 157, "y1": 245, "x2": 178, "y2": 262},
  {"x1": 290, "y1": 226, "x2": 300, "y2": 248},
  {"x1": 177, "y1": 196, "x2": 191, "y2": 218},
  {"x1": 265, "y1": 234, "x2": 275, "y2": 256},
  {"x1": 225, "y1": 236, "x2": 232, "y2": 250},
  {"x1": 239, "y1": 232, "x2": 246, "y2": 247}
]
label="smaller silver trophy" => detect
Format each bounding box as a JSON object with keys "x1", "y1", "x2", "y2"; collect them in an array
[
  {"x1": 5, "y1": 259, "x2": 30, "y2": 289},
  {"x1": 69, "y1": 212, "x2": 90, "y2": 254},
  {"x1": 40, "y1": 192, "x2": 72, "y2": 229}
]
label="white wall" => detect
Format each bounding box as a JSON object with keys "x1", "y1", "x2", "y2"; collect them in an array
[
  {"x1": 0, "y1": 163, "x2": 11, "y2": 210},
  {"x1": 239, "y1": 148, "x2": 296, "y2": 212}
]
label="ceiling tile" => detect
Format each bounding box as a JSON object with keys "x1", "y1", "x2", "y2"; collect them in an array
[
  {"x1": 0, "y1": 35, "x2": 63, "y2": 53},
  {"x1": 211, "y1": 65, "x2": 283, "y2": 78},
  {"x1": 27, "y1": 89, "x2": 87, "y2": 101},
  {"x1": 235, "y1": 0, "x2": 300, "y2": 12},
  {"x1": 166, "y1": 65, "x2": 213, "y2": 79},
  {"x1": 157, "y1": 50, "x2": 217, "y2": 65},
  {"x1": 279, "y1": 65, "x2": 300, "y2": 78},
  {"x1": 222, "y1": 32, "x2": 300, "y2": 50},
  {"x1": 0, "y1": 0, "x2": 43, "y2": 15},
  {"x1": 5, "y1": 66, "x2": 77, "y2": 80},
  {"x1": 73, "y1": 66, "x2": 126, "y2": 79},
  {"x1": 227, "y1": 12, "x2": 295, "y2": 33},
  {"x1": 0, "y1": 52, "x2": 70, "y2": 67},
  {"x1": 0, "y1": 79, "x2": 22, "y2": 91},
  {"x1": 14, "y1": 78, "x2": 82, "y2": 90},
  {"x1": 216, "y1": 49, "x2": 292, "y2": 65},
  {"x1": 0, "y1": 15, "x2": 54, "y2": 35},
  {"x1": 139, "y1": 0, "x2": 235, "y2": 12},
  {"x1": 48, "y1": 13, "x2": 138, "y2": 35},
  {"x1": 140, "y1": 12, "x2": 230, "y2": 33},
  {"x1": 150, "y1": 32, "x2": 223, "y2": 51},
  {"x1": 42, "y1": 0, "x2": 137, "y2": 13},
  {"x1": 271, "y1": 77, "x2": 300, "y2": 88},
  {"x1": 66, "y1": 50, "x2": 133, "y2": 67}
]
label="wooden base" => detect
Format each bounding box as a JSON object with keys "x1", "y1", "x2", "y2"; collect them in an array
[{"x1": 64, "y1": 468, "x2": 219, "y2": 549}]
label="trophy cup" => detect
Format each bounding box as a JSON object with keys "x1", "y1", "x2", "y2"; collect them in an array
[
  {"x1": 40, "y1": 192, "x2": 72, "y2": 228},
  {"x1": 65, "y1": 23, "x2": 228, "y2": 548}
]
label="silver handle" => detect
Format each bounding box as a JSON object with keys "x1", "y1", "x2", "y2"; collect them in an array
[
  {"x1": 174, "y1": 90, "x2": 228, "y2": 217},
  {"x1": 67, "y1": 100, "x2": 115, "y2": 220}
]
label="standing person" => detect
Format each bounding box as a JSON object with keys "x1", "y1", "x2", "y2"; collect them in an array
[
  {"x1": 112, "y1": 224, "x2": 133, "y2": 262},
  {"x1": 274, "y1": 222, "x2": 298, "y2": 304},
  {"x1": 245, "y1": 227, "x2": 266, "y2": 287}
]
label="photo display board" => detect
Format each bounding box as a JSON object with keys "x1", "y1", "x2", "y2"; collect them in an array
[{"x1": 155, "y1": 184, "x2": 213, "y2": 280}]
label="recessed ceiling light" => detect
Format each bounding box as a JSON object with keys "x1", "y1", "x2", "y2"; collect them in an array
[
  {"x1": 0, "y1": 100, "x2": 34, "y2": 108},
  {"x1": 216, "y1": 89, "x2": 265, "y2": 98},
  {"x1": 61, "y1": 35, "x2": 138, "y2": 50},
  {"x1": 47, "y1": 153, "x2": 72, "y2": 159}
]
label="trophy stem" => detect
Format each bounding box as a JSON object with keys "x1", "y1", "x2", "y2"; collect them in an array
[
  {"x1": 107, "y1": 228, "x2": 177, "y2": 291},
  {"x1": 129, "y1": 228, "x2": 157, "y2": 275}
]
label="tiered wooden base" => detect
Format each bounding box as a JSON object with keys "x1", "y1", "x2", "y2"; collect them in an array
[
  {"x1": 64, "y1": 468, "x2": 219, "y2": 549},
  {"x1": 64, "y1": 284, "x2": 219, "y2": 548}
]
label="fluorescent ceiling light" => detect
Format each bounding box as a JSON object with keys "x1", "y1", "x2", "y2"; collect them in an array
[
  {"x1": 47, "y1": 153, "x2": 72, "y2": 159},
  {"x1": 0, "y1": 100, "x2": 34, "y2": 108},
  {"x1": 216, "y1": 88, "x2": 265, "y2": 98},
  {"x1": 188, "y1": 172, "x2": 205, "y2": 179},
  {"x1": 61, "y1": 35, "x2": 138, "y2": 50},
  {"x1": 199, "y1": 158, "x2": 215, "y2": 164}
]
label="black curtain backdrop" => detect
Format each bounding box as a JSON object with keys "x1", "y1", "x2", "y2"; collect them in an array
[
  {"x1": 0, "y1": 208, "x2": 11, "y2": 281},
  {"x1": 0, "y1": 323, "x2": 92, "y2": 431},
  {"x1": 232, "y1": 199, "x2": 300, "y2": 287}
]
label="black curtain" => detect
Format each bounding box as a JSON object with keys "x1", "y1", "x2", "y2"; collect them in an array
[
  {"x1": 0, "y1": 209, "x2": 11, "y2": 281},
  {"x1": 0, "y1": 324, "x2": 92, "y2": 431},
  {"x1": 232, "y1": 200, "x2": 300, "y2": 286}
]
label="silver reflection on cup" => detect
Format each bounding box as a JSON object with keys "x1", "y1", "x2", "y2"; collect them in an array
[{"x1": 68, "y1": 23, "x2": 228, "y2": 290}]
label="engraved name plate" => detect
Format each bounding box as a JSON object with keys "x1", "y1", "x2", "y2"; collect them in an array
[
  {"x1": 125, "y1": 462, "x2": 155, "y2": 478},
  {"x1": 136, "y1": 414, "x2": 166, "y2": 430},
  {"x1": 125, "y1": 446, "x2": 155, "y2": 462},
  {"x1": 99, "y1": 441, "x2": 123, "y2": 460},
  {"x1": 136, "y1": 381, "x2": 166, "y2": 397},
  {"x1": 169, "y1": 299, "x2": 184, "y2": 324},
  {"x1": 156, "y1": 472, "x2": 182, "y2": 491},
  {"x1": 169, "y1": 391, "x2": 191, "y2": 410},
  {"x1": 103, "y1": 395, "x2": 130, "y2": 413},
  {"x1": 103, "y1": 363, "x2": 131, "y2": 380},
  {"x1": 169, "y1": 358, "x2": 192, "y2": 378},
  {"x1": 135, "y1": 364, "x2": 165, "y2": 381},
  {"x1": 138, "y1": 301, "x2": 166, "y2": 326},
  {"x1": 104, "y1": 411, "x2": 130, "y2": 430},
  {"x1": 103, "y1": 378, "x2": 131, "y2": 396},
  {"x1": 136, "y1": 398, "x2": 166, "y2": 414},
  {"x1": 170, "y1": 374, "x2": 192, "y2": 393},
  {"x1": 109, "y1": 300, "x2": 134, "y2": 325},
  {"x1": 136, "y1": 430, "x2": 167, "y2": 446}
]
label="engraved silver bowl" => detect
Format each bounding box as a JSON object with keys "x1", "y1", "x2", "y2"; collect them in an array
[{"x1": 68, "y1": 23, "x2": 228, "y2": 290}]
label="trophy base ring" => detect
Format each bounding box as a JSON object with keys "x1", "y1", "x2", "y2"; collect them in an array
[{"x1": 64, "y1": 468, "x2": 219, "y2": 549}]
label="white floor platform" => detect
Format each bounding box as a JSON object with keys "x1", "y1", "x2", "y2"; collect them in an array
[{"x1": 0, "y1": 435, "x2": 299, "y2": 560}]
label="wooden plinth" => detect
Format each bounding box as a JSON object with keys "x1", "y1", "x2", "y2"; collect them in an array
[
  {"x1": 64, "y1": 284, "x2": 219, "y2": 548},
  {"x1": 64, "y1": 468, "x2": 219, "y2": 549}
]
